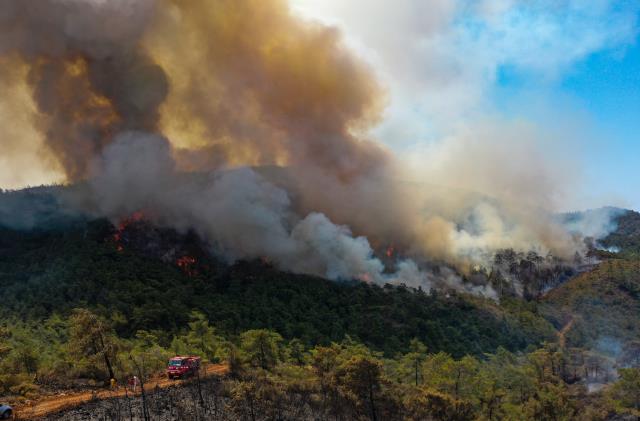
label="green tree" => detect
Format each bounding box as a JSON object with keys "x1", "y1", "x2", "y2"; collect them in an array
[
  {"x1": 287, "y1": 338, "x2": 307, "y2": 366},
  {"x1": 339, "y1": 356, "x2": 385, "y2": 421},
  {"x1": 14, "y1": 340, "x2": 40, "y2": 378},
  {"x1": 185, "y1": 311, "x2": 224, "y2": 362},
  {"x1": 240, "y1": 329, "x2": 283, "y2": 370},
  {"x1": 169, "y1": 336, "x2": 189, "y2": 356},
  {"x1": 608, "y1": 367, "x2": 640, "y2": 416},
  {"x1": 311, "y1": 344, "x2": 342, "y2": 415},
  {"x1": 404, "y1": 387, "x2": 475, "y2": 421},
  {"x1": 523, "y1": 382, "x2": 574, "y2": 421},
  {"x1": 422, "y1": 352, "x2": 479, "y2": 400},
  {"x1": 128, "y1": 330, "x2": 170, "y2": 376},
  {"x1": 68, "y1": 308, "x2": 118, "y2": 381},
  {"x1": 400, "y1": 339, "x2": 428, "y2": 386}
]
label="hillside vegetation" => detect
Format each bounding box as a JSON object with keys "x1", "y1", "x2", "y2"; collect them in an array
[
  {"x1": 542, "y1": 258, "x2": 640, "y2": 351},
  {"x1": 0, "y1": 218, "x2": 553, "y2": 358},
  {"x1": 602, "y1": 209, "x2": 640, "y2": 256},
  {"x1": 1, "y1": 189, "x2": 639, "y2": 419},
  {"x1": 4, "y1": 309, "x2": 639, "y2": 420}
]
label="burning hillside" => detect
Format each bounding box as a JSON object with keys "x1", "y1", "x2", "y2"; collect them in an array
[{"x1": 0, "y1": 0, "x2": 621, "y2": 295}]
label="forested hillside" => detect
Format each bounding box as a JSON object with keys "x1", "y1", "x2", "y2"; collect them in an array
[
  {"x1": 1, "y1": 190, "x2": 639, "y2": 420},
  {"x1": 601, "y1": 209, "x2": 640, "y2": 255},
  {"x1": 0, "y1": 217, "x2": 553, "y2": 358},
  {"x1": 542, "y1": 258, "x2": 640, "y2": 351}
]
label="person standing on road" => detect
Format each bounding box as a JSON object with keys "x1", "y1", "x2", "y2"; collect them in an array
[{"x1": 127, "y1": 376, "x2": 140, "y2": 393}]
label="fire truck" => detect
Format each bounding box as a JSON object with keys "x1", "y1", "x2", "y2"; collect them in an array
[{"x1": 166, "y1": 356, "x2": 201, "y2": 380}]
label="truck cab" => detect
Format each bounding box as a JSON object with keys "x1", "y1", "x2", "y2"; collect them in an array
[{"x1": 166, "y1": 356, "x2": 201, "y2": 379}]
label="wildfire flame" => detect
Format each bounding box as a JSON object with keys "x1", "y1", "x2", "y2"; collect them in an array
[
  {"x1": 112, "y1": 211, "x2": 145, "y2": 252},
  {"x1": 176, "y1": 255, "x2": 198, "y2": 277},
  {"x1": 357, "y1": 273, "x2": 373, "y2": 283},
  {"x1": 386, "y1": 244, "x2": 395, "y2": 258}
]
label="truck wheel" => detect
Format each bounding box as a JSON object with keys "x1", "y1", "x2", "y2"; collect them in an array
[{"x1": 2, "y1": 409, "x2": 12, "y2": 419}]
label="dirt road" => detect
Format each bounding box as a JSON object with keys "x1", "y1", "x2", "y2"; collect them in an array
[
  {"x1": 558, "y1": 316, "x2": 575, "y2": 349},
  {"x1": 15, "y1": 363, "x2": 228, "y2": 420}
]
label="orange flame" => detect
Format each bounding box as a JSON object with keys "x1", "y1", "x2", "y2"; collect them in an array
[
  {"x1": 385, "y1": 244, "x2": 395, "y2": 258},
  {"x1": 176, "y1": 255, "x2": 198, "y2": 277},
  {"x1": 112, "y1": 211, "x2": 145, "y2": 252},
  {"x1": 357, "y1": 273, "x2": 373, "y2": 283}
]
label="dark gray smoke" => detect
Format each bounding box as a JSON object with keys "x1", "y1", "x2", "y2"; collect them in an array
[
  {"x1": 0, "y1": 0, "x2": 619, "y2": 298},
  {"x1": 0, "y1": 0, "x2": 165, "y2": 179}
]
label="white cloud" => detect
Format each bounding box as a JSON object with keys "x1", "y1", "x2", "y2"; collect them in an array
[
  {"x1": 292, "y1": 0, "x2": 640, "y2": 133},
  {"x1": 291, "y1": 0, "x2": 639, "y2": 211}
]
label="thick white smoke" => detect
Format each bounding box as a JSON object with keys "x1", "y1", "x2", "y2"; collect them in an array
[
  {"x1": 86, "y1": 131, "x2": 507, "y2": 301},
  {"x1": 561, "y1": 207, "x2": 626, "y2": 241},
  {"x1": 0, "y1": 0, "x2": 627, "y2": 300},
  {"x1": 88, "y1": 132, "x2": 430, "y2": 287}
]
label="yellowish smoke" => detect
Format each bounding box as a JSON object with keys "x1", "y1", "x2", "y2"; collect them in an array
[
  {"x1": 0, "y1": 0, "x2": 586, "y2": 276},
  {"x1": 147, "y1": 0, "x2": 387, "y2": 178}
]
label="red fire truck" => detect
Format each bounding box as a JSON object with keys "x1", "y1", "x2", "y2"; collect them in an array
[{"x1": 166, "y1": 356, "x2": 201, "y2": 380}]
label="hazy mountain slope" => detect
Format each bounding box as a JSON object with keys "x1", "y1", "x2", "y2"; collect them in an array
[
  {"x1": 541, "y1": 258, "x2": 640, "y2": 350},
  {"x1": 601, "y1": 209, "x2": 640, "y2": 255}
]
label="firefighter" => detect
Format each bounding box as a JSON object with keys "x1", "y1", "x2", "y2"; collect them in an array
[
  {"x1": 127, "y1": 375, "x2": 140, "y2": 393},
  {"x1": 110, "y1": 377, "x2": 117, "y2": 390}
]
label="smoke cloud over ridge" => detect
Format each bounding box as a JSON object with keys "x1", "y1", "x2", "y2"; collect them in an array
[{"x1": 0, "y1": 0, "x2": 617, "y2": 294}]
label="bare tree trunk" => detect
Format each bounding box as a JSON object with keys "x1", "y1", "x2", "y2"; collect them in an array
[
  {"x1": 196, "y1": 366, "x2": 205, "y2": 407},
  {"x1": 103, "y1": 351, "x2": 115, "y2": 381},
  {"x1": 368, "y1": 384, "x2": 378, "y2": 421},
  {"x1": 124, "y1": 385, "x2": 134, "y2": 421},
  {"x1": 130, "y1": 355, "x2": 150, "y2": 421},
  {"x1": 259, "y1": 339, "x2": 267, "y2": 369},
  {"x1": 98, "y1": 335, "x2": 115, "y2": 381},
  {"x1": 138, "y1": 371, "x2": 150, "y2": 421}
]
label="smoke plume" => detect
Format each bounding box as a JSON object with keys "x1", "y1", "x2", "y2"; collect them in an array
[
  {"x1": 0, "y1": 0, "x2": 617, "y2": 295},
  {"x1": 87, "y1": 132, "x2": 395, "y2": 285}
]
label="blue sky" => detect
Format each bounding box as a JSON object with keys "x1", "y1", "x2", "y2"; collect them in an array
[
  {"x1": 493, "y1": 31, "x2": 640, "y2": 210},
  {"x1": 562, "y1": 41, "x2": 640, "y2": 210},
  {"x1": 293, "y1": 0, "x2": 640, "y2": 211}
]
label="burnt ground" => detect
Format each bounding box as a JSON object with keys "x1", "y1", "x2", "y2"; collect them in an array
[
  {"x1": 42, "y1": 378, "x2": 230, "y2": 421},
  {"x1": 36, "y1": 376, "x2": 318, "y2": 421},
  {"x1": 13, "y1": 364, "x2": 229, "y2": 420}
]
